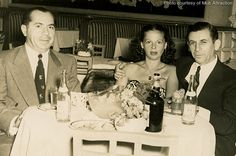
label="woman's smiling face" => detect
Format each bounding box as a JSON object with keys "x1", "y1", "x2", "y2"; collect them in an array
[{"x1": 141, "y1": 30, "x2": 167, "y2": 60}]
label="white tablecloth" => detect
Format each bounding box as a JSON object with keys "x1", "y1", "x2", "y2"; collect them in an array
[
  {"x1": 10, "y1": 105, "x2": 215, "y2": 156},
  {"x1": 92, "y1": 56, "x2": 121, "y2": 69},
  {"x1": 53, "y1": 30, "x2": 80, "y2": 52},
  {"x1": 113, "y1": 38, "x2": 132, "y2": 59}
]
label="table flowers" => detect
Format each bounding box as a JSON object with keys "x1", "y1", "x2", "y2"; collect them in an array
[
  {"x1": 109, "y1": 81, "x2": 150, "y2": 131},
  {"x1": 87, "y1": 82, "x2": 150, "y2": 131},
  {"x1": 74, "y1": 39, "x2": 94, "y2": 56}
]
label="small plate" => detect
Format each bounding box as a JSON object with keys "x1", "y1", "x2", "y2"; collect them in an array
[
  {"x1": 69, "y1": 120, "x2": 115, "y2": 130},
  {"x1": 37, "y1": 103, "x2": 56, "y2": 111}
]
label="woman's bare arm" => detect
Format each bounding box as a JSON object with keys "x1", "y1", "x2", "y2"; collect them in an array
[{"x1": 166, "y1": 66, "x2": 179, "y2": 98}]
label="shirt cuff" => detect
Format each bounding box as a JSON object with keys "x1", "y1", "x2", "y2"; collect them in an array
[{"x1": 8, "y1": 116, "x2": 19, "y2": 136}]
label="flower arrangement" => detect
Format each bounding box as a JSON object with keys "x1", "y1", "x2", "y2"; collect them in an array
[
  {"x1": 110, "y1": 81, "x2": 149, "y2": 128},
  {"x1": 74, "y1": 39, "x2": 94, "y2": 55}
]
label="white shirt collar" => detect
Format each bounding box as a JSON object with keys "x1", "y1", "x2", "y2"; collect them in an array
[
  {"x1": 25, "y1": 43, "x2": 49, "y2": 80},
  {"x1": 185, "y1": 56, "x2": 217, "y2": 96}
]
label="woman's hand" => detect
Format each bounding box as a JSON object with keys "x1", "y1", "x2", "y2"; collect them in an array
[
  {"x1": 114, "y1": 62, "x2": 127, "y2": 80},
  {"x1": 114, "y1": 62, "x2": 129, "y2": 90}
]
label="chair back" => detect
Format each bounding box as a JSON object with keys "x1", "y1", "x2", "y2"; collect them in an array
[
  {"x1": 73, "y1": 129, "x2": 178, "y2": 156},
  {"x1": 69, "y1": 54, "x2": 92, "y2": 75},
  {"x1": 93, "y1": 44, "x2": 105, "y2": 58}
]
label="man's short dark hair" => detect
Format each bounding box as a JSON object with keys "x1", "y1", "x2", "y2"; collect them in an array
[
  {"x1": 22, "y1": 7, "x2": 55, "y2": 25},
  {"x1": 186, "y1": 22, "x2": 218, "y2": 42}
]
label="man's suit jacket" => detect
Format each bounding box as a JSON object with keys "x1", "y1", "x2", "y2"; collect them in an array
[
  {"x1": 0, "y1": 45, "x2": 81, "y2": 133},
  {"x1": 176, "y1": 57, "x2": 236, "y2": 156}
]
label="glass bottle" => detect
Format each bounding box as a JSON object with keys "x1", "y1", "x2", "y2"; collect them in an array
[
  {"x1": 145, "y1": 73, "x2": 164, "y2": 132},
  {"x1": 56, "y1": 69, "x2": 71, "y2": 122},
  {"x1": 182, "y1": 75, "x2": 198, "y2": 125}
]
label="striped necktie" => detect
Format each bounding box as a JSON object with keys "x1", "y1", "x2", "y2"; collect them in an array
[
  {"x1": 35, "y1": 54, "x2": 46, "y2": 104},
  {"x1": 193, "y1": 66, "x2": 201, "y2": 91}
]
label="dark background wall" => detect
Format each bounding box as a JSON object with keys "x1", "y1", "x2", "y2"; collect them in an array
[{"x1": 11, "y1": 0, "x2": 206, "y2": 18}]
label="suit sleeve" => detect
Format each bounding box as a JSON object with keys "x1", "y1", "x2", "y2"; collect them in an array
[
  {"x1": 66, "y1": 56, "x2": 81, "y2": 92},
  {"x1": 210, "y1": 79, "x2": 236, "y2": 135},
  {"x1": 0, "y1": 59, "x2": 21, "y2": 133}
]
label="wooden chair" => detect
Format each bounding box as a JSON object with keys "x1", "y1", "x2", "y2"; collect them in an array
[
  {"x1": 93, "y1": 44, "x2": 105, "y2": 58},
  {"x1": 73, "y1": 129, "x2": 178, "y2": 156},
  {"x1": 69, "y1": 54, "x2": 92, "y2": 75}
]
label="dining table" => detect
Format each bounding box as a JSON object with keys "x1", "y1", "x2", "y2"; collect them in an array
[{"x1": 10, "y1": 93, "x2": 216, "y2": 156}]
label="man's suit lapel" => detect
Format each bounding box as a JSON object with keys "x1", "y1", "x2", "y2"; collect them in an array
[
  {"x1": 10, "y1": 46, "x2": 39, "y2": 105},
  {"x1": 45, "y1": 51, "x2": 63, "y2": 102},
  {"x1": 198, "y1": 60, "x2": 222, "y2": 100}
]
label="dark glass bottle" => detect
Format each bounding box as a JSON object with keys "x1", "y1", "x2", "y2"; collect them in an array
[{"x1": 145, "y1": 73, "x2": 164, "y2": 132}]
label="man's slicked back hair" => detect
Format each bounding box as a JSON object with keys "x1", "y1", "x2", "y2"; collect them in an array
[
  {"x1": 186, "y1": 22, "x2": 218, "y2": 42},
  {"x1": 22, "y1": 7, "x2": 55, "y2": 25}
]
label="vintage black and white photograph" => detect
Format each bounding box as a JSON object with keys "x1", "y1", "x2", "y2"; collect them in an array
[{"x1": 0, "y1": 0, "x2": 236, "y2": 156}]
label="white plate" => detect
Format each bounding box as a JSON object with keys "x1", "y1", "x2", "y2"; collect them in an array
[
  {"x1": 69, "y1": 120, "x2": 115, "y2": 130},
  {"x1": 37, "y1": 103, "x2": 56, "y2": 111}
]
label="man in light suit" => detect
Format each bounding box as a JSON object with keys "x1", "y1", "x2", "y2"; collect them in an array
[
  {"x1": 176, "y1": 22, "x2": 236, "y2": 156},
  {"x1": 0, "y1": 7, "x2": 81, "y2": 156}
]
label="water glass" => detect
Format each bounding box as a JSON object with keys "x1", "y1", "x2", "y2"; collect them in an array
[
  {"x1": 50, "y1": 87, "x2": 58, "y2": 107},
  {"x1": 171, "y1": 98, "x2": 183, "y2": 115}
]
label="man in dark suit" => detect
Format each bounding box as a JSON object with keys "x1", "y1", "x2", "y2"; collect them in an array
[
  {"x1": 115, "y1": 22, "x2": 236, "y2": 156},
  {"x1": 176, "y1": 22, "x2": 236, "y2": 156},
  {"x1": 0, "y1": 7, "x2": 81, "y2": 156}
]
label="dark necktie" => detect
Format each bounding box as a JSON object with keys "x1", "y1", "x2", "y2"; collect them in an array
[
  {"x1": 193, "y1": 66, "x2": 201, "y2": 91},
  {"x1": 35, "y1": 54, "x2": 46, "y2": 104}
]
